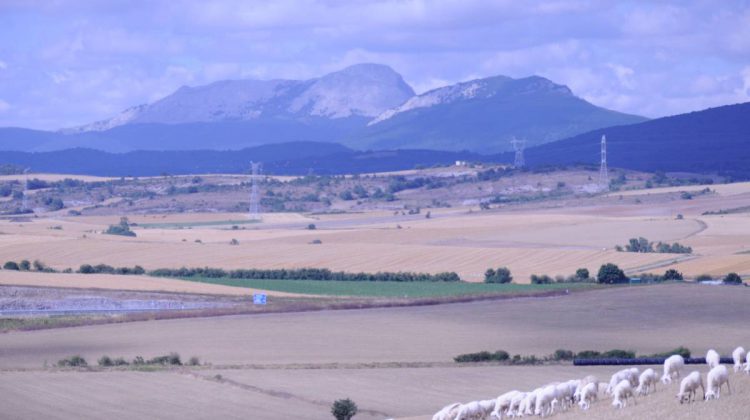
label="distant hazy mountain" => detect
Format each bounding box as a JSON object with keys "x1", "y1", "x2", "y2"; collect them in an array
[
  {"x1": 354, "y1": 75, "x2": 647, "y2": 153},
  {"x1": 63, "y1": 63, "x2": 414, "y2": 133},
  {"x1": 1, "y1": 64, "x2": 647, "y2": 153},
  {"x1": 524, "y1": 102, "x2": 750, "y2": 177}
]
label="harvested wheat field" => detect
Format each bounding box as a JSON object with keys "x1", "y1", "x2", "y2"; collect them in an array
[
  {"x1": 2, "y1": 192, "x2": 748, "y2": 282},
  {"x1": 0, "y1": 284, "x2": 748, "y2": 419}
]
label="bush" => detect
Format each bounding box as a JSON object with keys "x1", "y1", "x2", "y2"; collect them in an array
[
  {"x1": 104, "y1": 217, "x2": 136, "y2": 237},
  {"x1": 553, "y1": 349, "x2": 575, "y2": 361},
  {"x1": 530, "y1": 274, "x2": 552, "y2": 284},
  {"x1": 663, "y1": 269, "x2": 684, "y2": 281},
  {"x1": 132, "y1": 356, "x2": 145, "y2": 365},
  {"x1": 331, "y1": 398, "x2": 358, "y2": 420},
  {"x1": 98, "y1": 355, "x2": 114, "y2": 367},
  {"x1": 230, "y1": 238, "x2": 239, "y2": 245},
  {"x1": 485, "y1": 267, "x2": 512, "y2": 283},
  {"x1": 575, "y1": 268, "x2": 590, "y2": 281},
  {"x1": 601, "y1": 349, "x2": 636, "y2": 359},
  {"x1": 307, "y1": 223, "x2": 317, "y2": 230},
  {"x1": 645, "y1": 346, "x2": 691, "y2": 359},
  {"x1": 723, "y1": 272, "x2": 743, "y2": 285},
  {"x1": 695, "y1": 274, "x2": 713, "y2": 282},
  {"x1": 575, "y1": 350, "x2": 601, "y2": 359},
  {"x1": 3, "y1": 261, "x2": 19, "y2": 270},
  {"x1": 597, "y1": 263, "x2": 628, "y2": 284},
  {"x1": 188, "y1": 356, "x2": 200, "y2": 366},
  {"x1": 454, "y1": 350, "x2": 509, "y2": 363},
  {"x1": 57, "y1": 355, "x2": 87, "y2": 367},
  {"x1": 19, "y1": 260, "x2": 30, "y2": 271},
  {"x1": 147, "y1": 352, "x2": 182, "y2": 366}
]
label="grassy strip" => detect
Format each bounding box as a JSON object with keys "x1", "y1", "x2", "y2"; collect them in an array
[
  {"x1": 136, "y1": 219, "x2": 260, "y2": 229},
  {"x1": 174, "y1": 277, "x2": 597, "y2": 297}
]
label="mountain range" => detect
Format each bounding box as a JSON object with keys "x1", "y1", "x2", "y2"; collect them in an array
[{"x1": 0, "y1": 63, "x2": 645, "y2": 154}]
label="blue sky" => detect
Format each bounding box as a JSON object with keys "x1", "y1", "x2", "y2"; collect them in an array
[{"x1": 0, "y1": 0, "x2": 749, "y2": 129}]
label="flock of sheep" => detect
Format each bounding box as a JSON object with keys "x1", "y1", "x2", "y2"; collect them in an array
[{"x1": 432, "y1": 347, "x2": 749, "y2": 419}]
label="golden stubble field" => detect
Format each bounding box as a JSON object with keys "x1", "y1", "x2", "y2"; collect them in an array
[
  {"x1": 1, "y1": 180, "x2": 749, "y2": 285},
  {"x1": 0, "y1": 285, "x2": 748, "y2": 419}
]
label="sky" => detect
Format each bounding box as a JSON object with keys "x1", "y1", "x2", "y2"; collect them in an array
[{"x1": 0, "y1": 0, "x2": 749, "y2": 130}]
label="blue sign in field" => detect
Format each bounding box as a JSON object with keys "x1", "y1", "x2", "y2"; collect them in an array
[{"x1": 253, "y1": 294, "x2": 267, "y2": 305}]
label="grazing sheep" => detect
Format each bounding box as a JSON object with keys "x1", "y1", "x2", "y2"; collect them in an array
[
  {"x1": 661, "y1": 354, "x2": 685, "y2": 384},
  {"x1": 455, "y1": 401, "x2": 484, "y2": 420},
  {"x1": 555, "y1": 380, "x2": 579, "y2": 411},
  {"x1": 607, "y1": 368, "x2": 639, "y2": 394},
  {"x1": 706, "y1": 349, "x2": 720, "y2": 369},
  {"x1": 705, "y1": 365, "x2": 731, "y2": 400},
  {"x1": 432, "y1": 403, "x2": 461, "y2": 420},
  {"x1": 745, "y1": 352, "x2": 750, "y2": 375},
  {"x1": 519, "y1": 388, "x2": 542, "y2": 416},
  {"x1": 636, "y1": 368, "x2": 659, "y2": 396},
  {"x1": 534, "y1": 385, "x2": 559, "y2": 417},
  {"x1": 574, "y1": 375, "x2": 599, "y2": 402},
  {"x1": 611, "y1": 379, "x2": 636, "y2": 409},
  {"x1": 577, "y1": 382, "x2": 599, "y2": 410},
  {"x1": 490, "y1": 391, "x2": 522, "y2": 420},
  {"x1": 732, "y1": 346, "x2": 746, "y2": 373},
  {"x1": 505, "y1": 393, "x2": 526, "y2": 418},
  {"x1": 677, "y1": 371, "x2": 705, "y2": 404}
]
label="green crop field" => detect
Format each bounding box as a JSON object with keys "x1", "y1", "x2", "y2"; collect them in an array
[
  {"x1": 175, "y1": 277, "x2": 599, "y2": 297},
  {"x1": 136, "y1": 219, "x2": 260, "y2": 229}
]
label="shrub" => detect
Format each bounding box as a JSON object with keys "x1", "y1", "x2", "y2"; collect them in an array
[
  {"x1": 98, "y1": 355, "x2": 114, "y2": 367},
  {"x1": 454, "y1": 350, "x2": 509, "y2": 363},
  {"x1": 575, "y1": 268, "x2": 590, "y2": 281},
  {"x1": 112, "y1": 357, "x2": 129, "y2": 366},
  {"x1": 19, "y1": 260, "x2": 30, "y2": 271},
  {"x1": 485, "y1": 267, "x2": 512, "y2": 283},
  {"x1": 695, "y1": 274, "x2": 713, "y2": 282},
  {"x1": 645, "y1": 346, "x2": 691, "y2": 359},
  {"x1": 310, "y1": 239, "x2": 323, "y2": 244},
  {"x1": 104, "y1": 217, "x2": 136, "y2": 237},
  {"x1": 229, "y1": 238, "x2": 239, "y2": 245},
  {"x1": 575, "y1": 350, "x2": 601, "y2": 359},
  {"x1": 597, "y1": 263, "x2": 628, "y2": 284},
  {"x1": 601, "y1": 349, "x2": 636, "y2": 359},
  {"x1": 3, "y1": 261, "x2": 19, "y2": 270},
  {"x1": 132, "y1": 356, "x2": 145, "y2": 365},
  {"x1": 147, "y1": 352, "x2": 182, "y2": 366},
  {"x1": 723, "y1": 272, "x2": 743, "y2": 285},
  {"x1": 530, "y1": 274, "x2": 552, "y2": 284},
  {"x1": 662, "y1": 269, "x2": 683, "y2": 281},
  {"x1": 553, "y1": 349, "x2": 575, "y2": 361},
  {"x1": 57, "y1": 355, "x2": 87, "y2": 367},
  {"x1": 188, "y1": 356, "x2": 200, "y2": 366},
  {"x1": 307, "y1": 223, "x2": 317, "y2": 230},
  {"x1": 331, "y1": 398, "x2": 358, "y2": 420}
]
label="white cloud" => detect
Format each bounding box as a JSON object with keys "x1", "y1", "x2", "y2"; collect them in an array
[
  {"x1": 0, "y1": 99, "x2": 10, "y2": 113},
  {"x1": 0, "y1": 60, "x2": 7, "y2": 70}
]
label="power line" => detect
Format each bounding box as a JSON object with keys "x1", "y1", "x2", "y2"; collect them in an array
[{"x1": 249, "y1": 161, "x2": 262, "y2": 220}]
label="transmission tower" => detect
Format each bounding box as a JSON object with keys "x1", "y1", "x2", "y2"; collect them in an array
[
  {"x1": 249, "y1": 162, "x2": 262, "y2": 220},
  {"x1": 511, "y1": 137, "x2": 526, "y2": 168},
  {"x1": 599, "y1": 135, "x2": 609, "y2": 191}
]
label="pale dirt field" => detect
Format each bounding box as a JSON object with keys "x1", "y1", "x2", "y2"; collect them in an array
[
  {"x1": 1, "y1": 200, "x2": 747, "y2": 282},
  {"x1": 1, "y1": 285, "x2": 749, "y2": 419},
  {"x1": 0, "y1": 271, "x2": 304, "y2": 297},
  {"x1": 608, "y1": 181, "x2": 750, "y2": 197},
  {"x1": 1, "y1": 285, "x2": 747, "y2": 369},
  {"x1": 0, "y1": 173, "x2": 116, "y2": 182}
]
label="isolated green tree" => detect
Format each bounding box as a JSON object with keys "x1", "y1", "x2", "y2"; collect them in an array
[
  {"x1": 485, "y1": 267, "x2": 512, "y2": 283},
  {"x1": 575, "y1": 268, "x2": 590, "y2": 280},
  {"x1": 723, "y1": 272, "x2": 743, "y2": 285},
  {"x1": 597, "y1": 263, "x2": 628, "y2": 284},
  {"x1": 331, "y1": 398, "x2": 358, "y2": 420}
]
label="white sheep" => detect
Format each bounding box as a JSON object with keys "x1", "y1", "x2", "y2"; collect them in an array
[
  {"x1": 490, "y1": 391, "x2": 521, "y2": 420},
  {"x1": 505, "y1": 393, "x2": 526, "y2": 418},
  {"x1": 611, "y1": 379, "x2": 636, "y2": 409},
  {"x1": 745, "y1": 352, "x2": 750, "y2": 374},
  {"x1": 661, "y1": 354, "x2": 684, "y2": 384},
  {"x1": 636, "y1": 368, "x2": 658, "y2": 396},
  {"x1": 519, "y1": 388, "x2": 542, "y2": 416},
  {"x1": 676, "y1": 371, "x2": 704, "y2": 404},
  {"x1": 732, "y1": 346, "x2": 746, "y2": 373},
  {"x1": 574, "y1": 375, "x2": 599, "y2": 402},
  {"x1": 705, "y1": 365, "x2": 731, "y2": 400},
  {"x1": 553, "y1": 380, "x2": 579, "y2": 411},
  {"x1": 607, "y1": 367, "x2": 639, "y2": 394},
  {"x1": 534, "y1": 385, "x2": 559, "y2": 417},
  {"x1": 577, "y1": 382, "x2": 598, "y2": 410},
  {"x1": 455, "y1": 401, "x2": 484, "y2": 420},
  {"x1": 706, "y1": 349, "x2": 720, "y2": 369},
  {"x1": 432, "y1": 402, "x2": 461, "y2": 420}
]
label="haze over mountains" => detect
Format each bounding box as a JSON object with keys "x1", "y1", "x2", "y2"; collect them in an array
[{"x1": 0, "y1": 63, "x2": 645, "y2": 154}]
